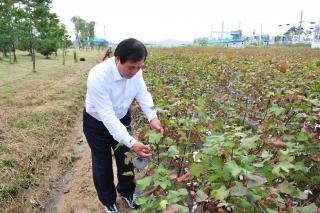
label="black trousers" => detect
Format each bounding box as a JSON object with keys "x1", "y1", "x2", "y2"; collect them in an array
[{"x1": 83, "y1": 108, "x2": 135, "y2": 206}]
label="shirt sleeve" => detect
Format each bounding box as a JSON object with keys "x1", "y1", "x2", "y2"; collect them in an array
[
  {"x1": 87, "y1": 74, "x2": 135, "y2": 148},
  {"x1": 135, "y1": 70, "x2": 158, "y2": 122}
]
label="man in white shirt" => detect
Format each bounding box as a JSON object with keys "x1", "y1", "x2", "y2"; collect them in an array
[{"x1": 83, "y1": 38, "x2": 163, "y2": 213}]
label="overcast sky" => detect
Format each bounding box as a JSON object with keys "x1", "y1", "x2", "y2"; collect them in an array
[{"x1": 51, "y1": 0, "x2": 320, "y2": 43}]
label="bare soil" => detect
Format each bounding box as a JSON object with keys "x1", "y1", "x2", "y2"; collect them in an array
[{"x1": 42, "y1": 116, "x2": 131, "y2": 213}]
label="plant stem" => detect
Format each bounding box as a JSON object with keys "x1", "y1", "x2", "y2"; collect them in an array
[
  {"x1": 263, "y1": 96, "x2": 272, "y2": 121},
  {"x1": 178, "y1": 112, "x2": 195, "y2": 177},
  {"x1": 242, "y1": 96, "x2": 249, "y2": 125}
]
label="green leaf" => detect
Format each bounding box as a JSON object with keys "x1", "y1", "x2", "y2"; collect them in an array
[
  {"x1": 208, "y1": 172, "x2": 223, "y2": 182},
  {"x1": 211, "y1": 185, "x2": 229, "y2": 200},
  {"x1": 196, "y1": 189, "x2": 208, "y2": 202},
  {"x1": 231, "y1": 197, "x2": 252, "y2": 210},
  {"x1": 172, "y1": 204, "x2": 189, "y2": 213},
  {"x1": 261, "y1": 150, "x2": 272, "y2": 159},
  {"x1": 301, "y1": 203, "x2": 318, "y2": 213},
  {"x1": 155, "y1": 178, "x2": 171, "y2": 190},
  {"x1": 240, "y1": 135, "x2": 260, "y2": 150},
  {"x1": 253, "y1": 151, "x2": 272, "y2": 168},
  {"x1": 294, "y1": 161, "x2": 309, "y2": 172},
  {"x1": 272, "y1": 161, "x2": 295, "y2": 176},
  {"x1": 177, "y1": 188, "x2": 188, "y2": 196},
  {"x1": 223, "y1": 160, "x2": 244, "y2": 178},
  {"x1": 135, "y1": 196, "x2": 149, "y2": 205},
  {"x1": 137, "y1": 176, "x2": 152, "y2": 190},
  {"x1": 167, "y1": 145, "x2": 179, "y2": 157},
  {"x1": 277, "y1": 181, "x2": 299, "y2": 197},
  {"x1": 270, "y1": 104, "x2": 285, "y2": 116},
  {"x1": 245, "y1": 174, "x2": 266, "y2": 188},
  {"x1": 247, "y1": 190, "x2": 263, "y2": 203},
  {"x1": 147, "y1": 131, "x2": 162, "y2": 144},
  {"x1": 266, "y1": 209, "x2": 278, "y2": 213},
  {"x1": 296, "y1": 132, "x2": 308, "y2": 142},
  {"x1": 230, "y1": 182, "x2": 248, "y2": 196},
  {"x1": 154, "y1": 165, "x2": 172, "y2": 189},
  {"x1": 261, "y1": 164, "x2": 275, "y2": 181},
  {"x1": 160, "y1": 200, "x2": 168, "y2": 210},
  {"x1": 190, "y1": 163, "x2": 203, "y2": 177},
  {"x1": 167, "y1": 189, "x2": 188, "y2": 203}
]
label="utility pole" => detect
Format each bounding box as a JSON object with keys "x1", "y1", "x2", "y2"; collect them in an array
[
  {"x1": 260, "y1": 23, "x2": 263, "y2": 44},
  {"x1": 298, "y1": 10, "x2": 303, "y2": 41},
  {"x1": 221, "y1": 21, "x2": 224, "y2": 39}
]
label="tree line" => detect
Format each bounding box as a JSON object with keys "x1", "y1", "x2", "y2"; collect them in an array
[
  {"x1": 0, "y1": 0, "x2": 70, "y2": 71},
  {"x1": 70, "y1": 16, "x2": 97, "y2": 49}
]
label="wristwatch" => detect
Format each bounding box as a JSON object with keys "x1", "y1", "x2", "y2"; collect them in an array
[{"x1": 129, "y1": 138, "x2": 136, "y2": 146}]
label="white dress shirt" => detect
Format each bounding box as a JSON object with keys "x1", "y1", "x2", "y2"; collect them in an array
[{"x1": 85, "y1": 57, "x2": 157, "y2": 148}]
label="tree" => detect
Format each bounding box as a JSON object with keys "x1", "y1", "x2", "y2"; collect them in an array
[
  {"x1": 0, "y1": 1, "x2": 12, "y2": 58},
  {"x1": 35, "y1": 12, "x2": 66, "y2": 58},
  {"x1": 58, "y1": 24, "x2": 71, "y2": 65},
  {"x1": 22, "y1": 0, "x2": 49, "y2": 71},
  {"x1": 284, "y1": 26, "x2": 303, "y2": 41},
  {"x1": 194, "y1": 37, "x2": 208, "y2": 46},
  {"x1": 71, "y1": 16, "x2": 96, "y2": 49},
  {"x1": 1, "y1": 0, "x2": 70, "y2": 69},
  {"x1": 274, "y1": 35, "x2": 281, "y2": 43},
  {"x1": 304, "y1": 30, "x2": 312, "y2": 40},
  {"x1": 87, "y1": 21, "x2": 96, "y2": 49},
  {"x1": 0, "y1": 0, "x2": 22, "y2": 63},
  {"x1": 71, "y1": 16, "x2": 86, "y2": 48},
  {"x1": 17, "y1": 0, "x2": 68, "y2": 70}
]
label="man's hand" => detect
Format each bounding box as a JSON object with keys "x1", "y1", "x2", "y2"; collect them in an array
[
  {"x1": 131, "y1": 141, "x2": 152, "y2": 158},
  {"x1": 150, "y1": 118, "x2": 164, "y2": 134}
]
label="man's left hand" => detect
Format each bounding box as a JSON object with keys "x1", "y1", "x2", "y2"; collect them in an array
[{"x1": 150, "y1": 118, "x2": 164, "y2": 134}]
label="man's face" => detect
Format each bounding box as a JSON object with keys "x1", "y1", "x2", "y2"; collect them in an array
[{"x1": 115, "y1": 57, "x2": 144, "y2": 79}]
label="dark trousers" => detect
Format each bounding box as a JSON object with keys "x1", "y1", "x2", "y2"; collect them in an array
[{"x1": 83, "y1": 108, "x2": 135, "y2": 206}]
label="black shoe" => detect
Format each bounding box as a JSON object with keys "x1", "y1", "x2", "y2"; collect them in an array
[
  {"x1": 121, "y1": 193, "x2": 140, "y2": 209},
  {"x1": 104, "y1": 203, "x2": 120, "y2": 213}
]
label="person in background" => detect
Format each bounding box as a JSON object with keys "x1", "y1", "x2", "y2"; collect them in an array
[
  {"x1": 83, "y1": 38, "x2": 163, "y2": 213},
  {"x1": 102, "y1": 46, "x2": 113, "y2": 61}
]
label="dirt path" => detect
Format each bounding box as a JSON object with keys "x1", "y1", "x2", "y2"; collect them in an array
[{"x1": 42, "y1": 116, "x2": 130, "y2": 213}]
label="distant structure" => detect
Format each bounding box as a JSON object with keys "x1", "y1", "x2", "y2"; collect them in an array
[
  {"x1": 73, "y1": 37, "x2": 109, "y2": 49},
  {"x1": 88, "y1": 38, "x2": 109, "y2": 47},
  {"x1": 314, "y1": 24, "x2": 320, "y2": 40},
  {"x1": 311, "y1": 24, "x2": 320, "y2": 48},
  {"x1": 278, "y1": 10, "x2": 317, "y2": 43},
  {"x1": 208, "y1": 21, "x2": 245, "y2": 47}
]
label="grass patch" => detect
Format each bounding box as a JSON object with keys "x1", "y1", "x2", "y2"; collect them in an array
[
  {"x1": 15, "y1": 120, "x2": 28, "y2": 129},
  {"x1": 30, "y1": 111, "x2": 60, "y2": 124},
  {"x1": 0, "y1": 170, "x2": 33, "y2": 198},
  {"x1": 0, "y1": 159, "x2": 14, "y2": 168},
  {"x1": 0, "y1": 49, "x2": 97, "y2": 210},
  {"x1": 0, "y1": 144, "x2": 8, "y2": 153},
  {"x1": 49, "y1": 82, "x2": 85, "y2": 101},
  {"x1": 10, "y1": 110, "x2": 60, "y2": 130}
]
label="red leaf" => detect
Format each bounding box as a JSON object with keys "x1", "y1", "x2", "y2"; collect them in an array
[{"x1": 272, "y1": 138, "x2": 284, "y2": 148}]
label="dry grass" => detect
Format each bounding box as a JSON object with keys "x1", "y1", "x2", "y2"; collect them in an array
[{"x1": 0, "y1": 49, "x2": 103, "y2": 212}]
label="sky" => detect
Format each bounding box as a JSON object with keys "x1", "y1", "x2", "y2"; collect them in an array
[{"x1": 51, "y1": 0, "x2": 320, "y2": 43}]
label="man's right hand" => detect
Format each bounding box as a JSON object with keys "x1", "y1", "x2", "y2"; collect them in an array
[{"x1": 131, "y1": 141, "x2": 152, "y2": 158}]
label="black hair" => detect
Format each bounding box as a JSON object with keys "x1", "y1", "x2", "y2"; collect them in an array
[{"x1": 114, "y1": 38, "x2": 148, "y2": 64}]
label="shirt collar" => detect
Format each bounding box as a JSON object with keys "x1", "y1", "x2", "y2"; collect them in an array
[{"x1": 111, "y1": 57, "x2": 124, "y2": 81}]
